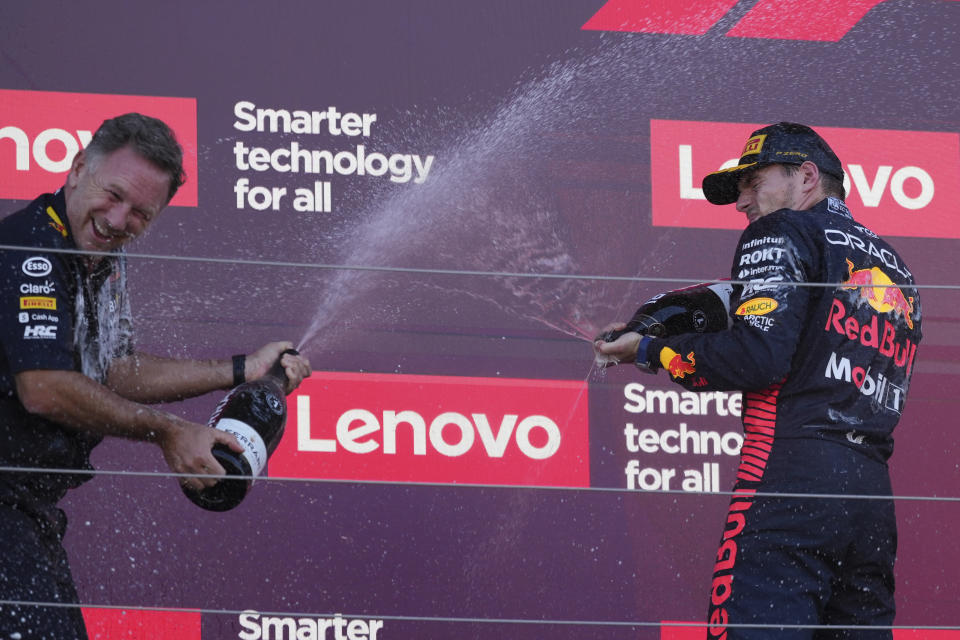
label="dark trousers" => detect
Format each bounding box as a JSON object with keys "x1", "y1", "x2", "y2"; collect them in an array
[
  {"x1": 706, "y1": 438, "x2": 896, "y2": 639},
  {"x1": 0, "y1": 503, "x2": 88, "y2": 640}
]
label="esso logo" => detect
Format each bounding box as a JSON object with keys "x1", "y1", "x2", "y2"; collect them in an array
[{"x1": 22, "y1": 256, "x2": 53, "y2": 277}]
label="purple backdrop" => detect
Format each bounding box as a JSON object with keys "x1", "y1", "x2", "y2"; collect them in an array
[{"x1": 2, "y1": 1, "x2": 960, "y2": 637}]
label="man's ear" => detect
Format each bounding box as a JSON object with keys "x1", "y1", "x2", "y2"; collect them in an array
[
  {"x1": 66, "y1": 149, "x2": 87, "y2": 189},
  {"x1": 800, "y1": 160, "x2": 820, "y2": 191}
]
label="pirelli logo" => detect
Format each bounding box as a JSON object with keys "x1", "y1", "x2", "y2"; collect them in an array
[
  {"x1": 741, "y1": 134, "x2": 765, "y2": 156},
  {"x1": 20, "y1": 296, "x2": 57, "y2": 310}
]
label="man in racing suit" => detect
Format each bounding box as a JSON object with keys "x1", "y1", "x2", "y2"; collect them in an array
[
  {"x1": 0, "y1": 113, "x2": 311, "y2": 639},
  {"x1": 595, "y1": 122, "x2": 921, "y2": 638}
]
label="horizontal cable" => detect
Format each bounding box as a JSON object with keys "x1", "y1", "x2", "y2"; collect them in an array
[
  {"x1": 2, "y1": 465, "x2": 957, "y2": 503},
  {"x1": 2, "y1": 241, "x2": 952, "y2": 504},
  {"x1": 2, "y1": 244, "x2": 958, "y2": 290},
  {"x1": 2, "y1": 599, "x2": 958, "y2": 632}
]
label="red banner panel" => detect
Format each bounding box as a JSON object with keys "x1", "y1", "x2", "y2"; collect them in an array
[
  {"x1": 271, "y1": 372, "x2": 590, "y2": 487},
  {"x1": 583, "y1": 0, "x2": 890, "y2": 40},
  {"x1": 82, "y1": 608, "x2": 201, "y2": 640},
  {"x1": 0, "y1": 89, "x2": 197, "y2": 206},
  {"x1": 581, "y1": 0, "x2": 738, "y2": 35},
  {"x1": 650, "y1": 119, "x2": 960, "y2": 239},
  {"x1": 726, "y1": 0, "x2": 887, "y2": 41},
  {"x1": 662, "y1": 623, "x2": 960, "y2": 639}
]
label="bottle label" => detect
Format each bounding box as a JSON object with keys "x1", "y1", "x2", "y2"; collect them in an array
[{"x1": 214, "y1": 418, "x2": 269, "y2": 477}]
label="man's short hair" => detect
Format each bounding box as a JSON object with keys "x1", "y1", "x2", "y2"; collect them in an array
[
  {"x1": 84, "y1": 113, "x2": 186, "y2": 203},
  {"x1": 780, "y1": 162, "x2": 846, "y2": 201}
]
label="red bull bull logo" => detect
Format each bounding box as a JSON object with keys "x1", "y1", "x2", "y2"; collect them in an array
[
  {"x1": 841, "y1": 259, "x2": 915, "y2": 329},
  {"x1": 660, "y1": 347, "x2": 697, "y2": 379},
  {"x1": 45, "y1": 206, "x2": 67, "y2": 237}
]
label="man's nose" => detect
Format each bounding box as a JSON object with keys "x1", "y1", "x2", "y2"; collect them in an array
[
  {"x1": 103, "y1": 203, "x2": 131, "y2": 230},
  {"x1": 736, "y1": 192, "x2": 751, "y2": 213}
]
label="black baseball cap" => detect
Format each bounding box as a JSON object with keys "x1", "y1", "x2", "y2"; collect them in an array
[{"x1": 701, "y1": 122, "x2": 844, "y2": 205}]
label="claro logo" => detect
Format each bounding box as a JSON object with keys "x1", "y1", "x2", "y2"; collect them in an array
[
  {"x1": 650, "y1": 119, "x2": 960, "y2": 240},
  {"x1": 0, "y1": 89, "x2": 198, "y2": 206},
  {"x1": 270, "y1": 372, "x2": 590, "y2": 487}
]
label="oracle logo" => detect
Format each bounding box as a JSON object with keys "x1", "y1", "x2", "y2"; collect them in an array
[
  {"x1": 0, "y1": 89, "x2": 198, "y2": 206},
  {"x1": 271, "y1": 372, "x2": 590, "y2": 487},
  {"x1": 651, "y1": 119, "x2": 960, "y2": 239}
]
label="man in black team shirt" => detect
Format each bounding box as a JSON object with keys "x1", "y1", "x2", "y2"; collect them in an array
[
  {"x1": 595, "y1": 122, "x2": 922, "y2": 638},
  {"x1": 0, "y1": 113, "x2": 311, "y2": 639}
]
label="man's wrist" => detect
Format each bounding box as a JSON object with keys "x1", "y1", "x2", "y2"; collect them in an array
[
  {"x1": 232, "y1": 354, "x2": 246, "y2": 387},
  {"x1": 634, "y1": 336, "x2": 660, "y2": 374}
]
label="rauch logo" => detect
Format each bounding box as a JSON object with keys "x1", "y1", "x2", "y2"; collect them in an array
[
  {"x1": 271, "y1": 372, "x2": 590, "y2": 487},
  {"x1": 0, "y1": 89, "x2": 197, "y2": 207},
  {"x1": 649, "y1": 119, "x2": 960, "y2": 240}
]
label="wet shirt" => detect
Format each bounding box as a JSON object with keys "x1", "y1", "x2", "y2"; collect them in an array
[
  {"x1": 0, "y1": 190, "x2": 134, "y2": 505},
  {"x1": 645, "y1": 197, "x2": 922, "y2": 462}
]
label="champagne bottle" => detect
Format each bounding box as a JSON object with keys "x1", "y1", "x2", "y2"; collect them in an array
[
  {"x1": 182, "y1": 349, "x2": 296, "y2": 512},
  {"x1": 604, "y1": 282, "x2": 733, "y2": 342}
]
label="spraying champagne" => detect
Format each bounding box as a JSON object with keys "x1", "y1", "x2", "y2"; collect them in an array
[
  {"x1": 183, "y1": 349, "x2": 297, "y2": 511},
  {"x1": 602, "y1": 282, "x2": 733, "y2": 342}
]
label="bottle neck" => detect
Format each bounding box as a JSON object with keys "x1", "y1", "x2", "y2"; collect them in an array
[{"x1": 263, "y1": 348, "x2": 297, "y2": 389}]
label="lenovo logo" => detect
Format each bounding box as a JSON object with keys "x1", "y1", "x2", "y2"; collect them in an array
[
  {"x1": 0, "y1": 89, "x2": 198, "y2": 206},
  {"x1": 584, "y1": 0, "x2": 891, "y2": 42},
  {"x1": 650, "y1": 119, "x2": 960, "y2": 239},
  {"x1": 271, "y1": 372, "x2": 590, "y2": 487},
  {"x1": 298, "y1": 406, "x2": 562, "y2": 460}
]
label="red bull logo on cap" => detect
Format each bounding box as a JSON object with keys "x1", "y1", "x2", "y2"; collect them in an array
[{"x1": 841, "y1": 259, "x2": 915, "y2": 329}]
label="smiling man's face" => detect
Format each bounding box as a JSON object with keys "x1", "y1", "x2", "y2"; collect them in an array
[{"x1": 64, "y1": 145, "x2": 170, "y2": 257}]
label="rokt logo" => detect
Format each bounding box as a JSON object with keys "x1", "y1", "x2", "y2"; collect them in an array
[{"x1": 585, "y1": 0, "x2": 893, "y2": 42}]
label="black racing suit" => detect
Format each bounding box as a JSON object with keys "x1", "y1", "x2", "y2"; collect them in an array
[
  {"x1": 0, "y1": 190, "x2": 133, "y2": 640},
  {"x1": 640, "y1": 197, "x2": 922, "y2": 639}
]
